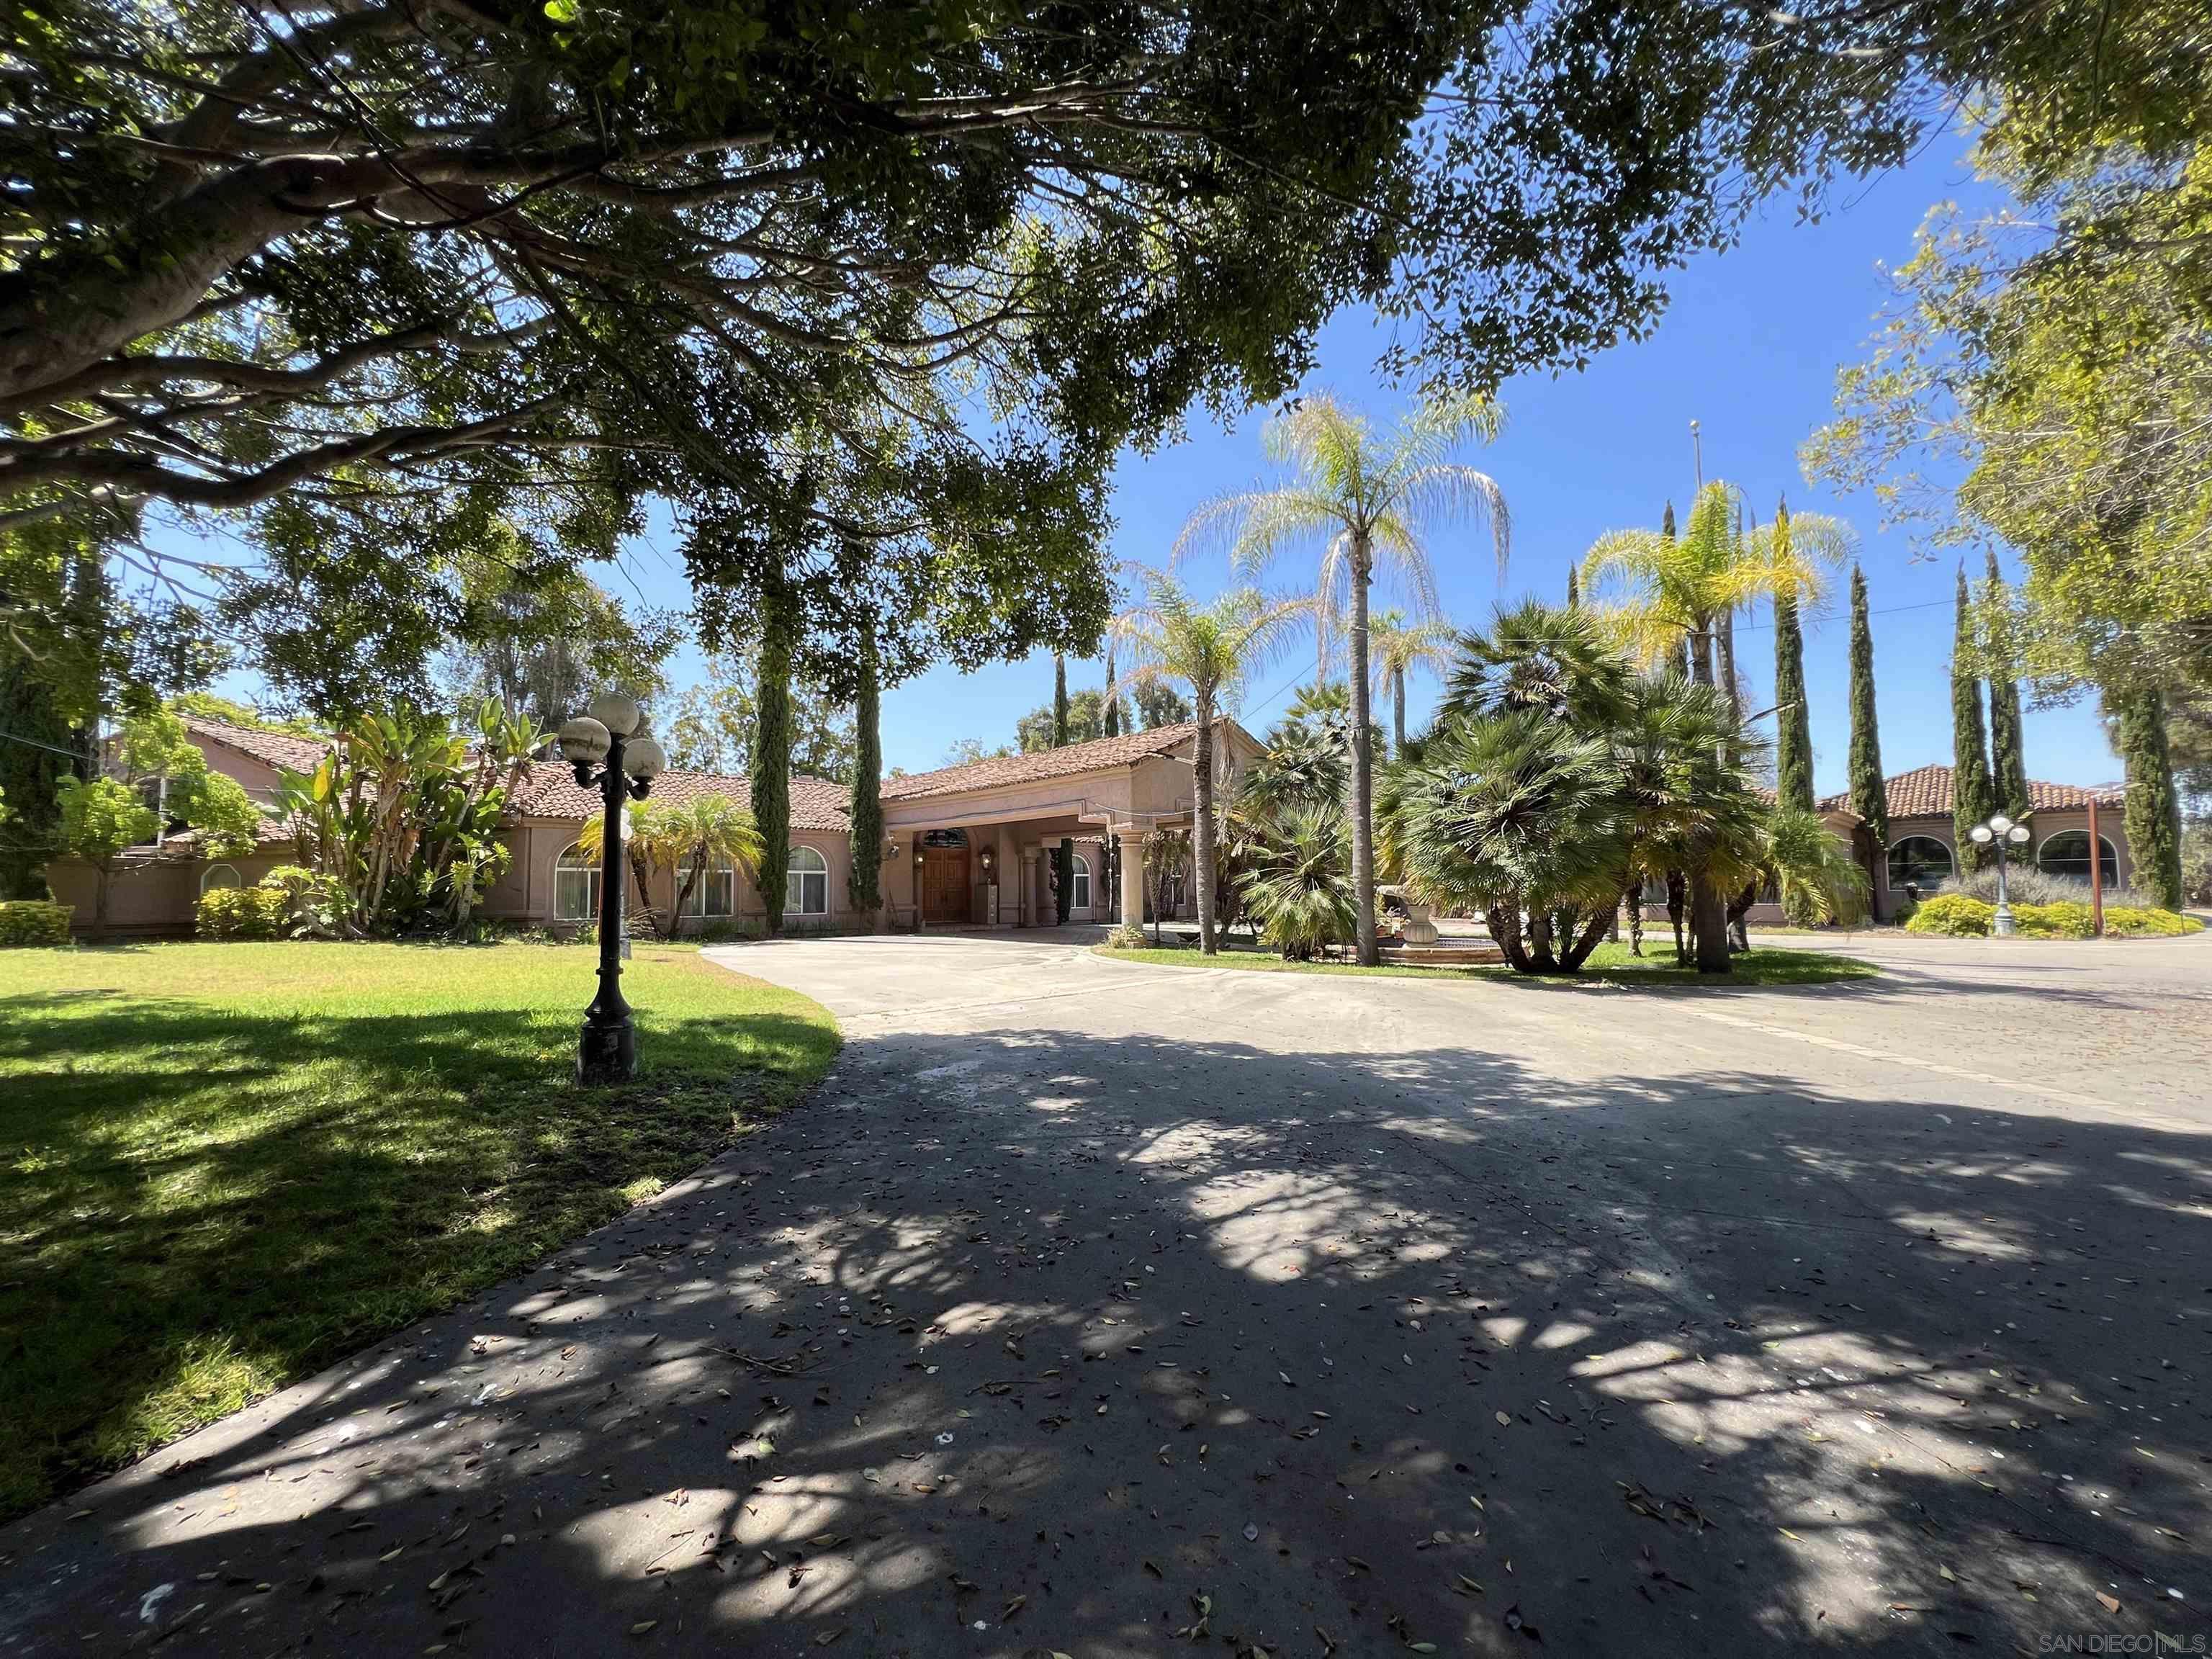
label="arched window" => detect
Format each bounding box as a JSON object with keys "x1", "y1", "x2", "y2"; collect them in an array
[
  {"x1": 2037, "y1": 831, "x2": 2119, "y2": 889},
  {"x1": 688, "y1": 862, "x2": 736, "y2": 917},
  {"x1": 554, "y1": 842, "x2": 600, "y2": 921},
  {"x1": 785, "y1": 845, "x2": 830, "y2": 916},
  {"x1": 199, "y1": 863, "x2": 242, "y2": 894},
  {"x1": 1886, "y1": 835, "x2": 1954, "y2": 894},
  {"x1": 1071, "y1": 853, "x2": 1092, "y2": 912}
]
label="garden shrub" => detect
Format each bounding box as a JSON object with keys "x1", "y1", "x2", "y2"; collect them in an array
[
  {"x1": 2013, "y1": 901, "x2": 2094, "y2": 938},
  {"x1": 2104, "y1": 906, "x2": 2203, "y2": 938},
  {"x1": 1904, "y1": 894, "x2": 1994, "y2": 935},
  {"x1": 196, "y1": 884, "x2": 289, "y2": 940},
  {"x1": 0, "y1": 901, "x2": 72, "y2": 947}
]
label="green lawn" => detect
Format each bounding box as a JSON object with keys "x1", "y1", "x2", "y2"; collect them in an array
[
  {"x1": 1097, "y1": 937, "x2": 1879, "y2": 986},
  {"x1": 0, "y1": 940, "x2": 839, "y2": 1521}
]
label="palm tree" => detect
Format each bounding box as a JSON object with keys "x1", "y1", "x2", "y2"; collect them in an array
[
  {"x1": 1579, "y1": 480, "x2": 1850, "y2": 969},
  {"x1": 1111, "y1": 572, "x2": 1308, "y2": 954},
  {"x1": 1236, "y1": 801, "x2": 1358, "y2": 960},
  {"x1": 1369, "y1": 609, "x2": 1457, "y2": 757},
  {"x1": 662, "y1": 794, "x2": 765, "y2": 935},
  {"x1": 579, "y1": 798, "x2": 671, "y2": 932},
  {"x1": 1763, "y1": 804, "x2": 1870, "y2": 927},
  {"x1": 1181, "y1": 392, "x2": 1510, "y2": 966}
]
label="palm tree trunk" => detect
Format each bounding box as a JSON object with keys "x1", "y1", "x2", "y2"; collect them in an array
[
  {"x1": 1192, "y1": 696, "x2": 1218, "y2": 955},
  {"x1": 1686, "y1": 612, "x2": 1732, "y2": 973},
  {"x1": 1349, "y1": 534, "x2": 1379, "y2": 966},
  {"x1": 1393, "y1": 667, "x2": 1406, "y2": 760}
]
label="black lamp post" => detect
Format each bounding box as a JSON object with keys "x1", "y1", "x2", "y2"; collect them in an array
[{"x1": 559, "y1": 693, "x2": 665, "y2": 1084}]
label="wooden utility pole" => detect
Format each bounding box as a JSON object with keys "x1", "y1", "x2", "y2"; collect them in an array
[{"x1": 2087, "y1": 793, "x2": 2105, "y2": 938}]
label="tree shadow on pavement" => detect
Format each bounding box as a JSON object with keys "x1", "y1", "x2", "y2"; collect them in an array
[{"x1": 2, "y1": 1022, "x2": 2206, "y2": 1658}]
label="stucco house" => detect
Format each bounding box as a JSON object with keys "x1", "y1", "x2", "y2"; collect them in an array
[
  {"x1": 44, "y1": 715, "x2": 1259, "y2": 937},
  {"x1": 1817, "y1": 763, "x2": 2131, "y2": 922}
]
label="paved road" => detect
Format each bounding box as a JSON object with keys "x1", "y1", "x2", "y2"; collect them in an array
[{"x1": 4, "y1": 932, "x2": 2208, "y2": 1656}]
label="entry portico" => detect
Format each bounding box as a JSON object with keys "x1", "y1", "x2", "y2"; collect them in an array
[{"x1": 875, "y1": 721, "x2": 1262, "y2": 930}]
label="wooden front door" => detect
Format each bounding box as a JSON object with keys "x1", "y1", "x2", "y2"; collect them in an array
[{"x1": 921, "y1": 844, "x2": 971, "y2": 924}]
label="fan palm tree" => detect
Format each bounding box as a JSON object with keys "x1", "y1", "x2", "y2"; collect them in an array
[
  {"x1": 1369, "y1": 609, "x2": 1457, "y2": 757},
  {"x1": 1179, "y1": 392, "x2": 1510, "y2": 965},
  {"x1": 662, "y1": 793, "x2": 765, "y2": 935},
  {"x1": 1111, "y1": 572, "x2": 1309, "y2": 954},
  {"x1": 1236, "y1": 801, "x2": 1359, "y2": 960},
  {"x1": 1763, "y1": 804, "x2": 1870, "y2": 927},
  {"x1": 1578, "y1": 480, "x2": 1851, "y2": 968}
]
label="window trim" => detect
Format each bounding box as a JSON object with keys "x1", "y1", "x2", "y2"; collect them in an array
[
  {"x1": 554, "y1": 842, "x2": 601, "y2": 922},
  {"x1": 199, "y1": 863, "x2": 243, "y2": 894},
  {"x1": 688, "y1": 863, "x2": 737, "y2": 917},
  {"x1": 1070, "y1": 851, "x2": 1092, "y2": 912},
  {"x1": 2034, "y1": 830, "x2": 2120, "y2": 886},
  {"x1": 1885, "y1": 835, "x2": 1955, "y2": 894},
  {"x1": 784, "y1": 844, "x2": 830, "y2": 917}
]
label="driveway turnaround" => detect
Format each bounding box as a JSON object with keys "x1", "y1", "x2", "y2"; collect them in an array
[{"x1": 4, "y1": 933, "x2": 2208, "y2": 1656}]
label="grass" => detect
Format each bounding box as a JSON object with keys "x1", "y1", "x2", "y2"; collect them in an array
[
  {"x1": 0, "y1": 940, "x2": 840, "y2": 1521},
  {"x1": 1096, "y1": 936, "x2": 1879, "y2": 986}
]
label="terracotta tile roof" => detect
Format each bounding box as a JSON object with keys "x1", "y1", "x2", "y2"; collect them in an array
[
  {"x1": 1819, "y1": 763, "x2": 2124, "y2": 821},
  {"x1": 881, "y1": 722, "x2": 1202, "y2": 802},
  {"x1": 509, "y1": 763, "x2": 850, "y2": 832},
  {"x1": 179, "y1": 715, "x2": 331, "y2": 775}
]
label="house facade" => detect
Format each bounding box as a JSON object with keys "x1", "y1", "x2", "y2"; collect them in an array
[
  {"x1": 43, "y1": 716, "x2": 1257, "y2": 937},
  {"x1": 1817, "y1": 763, "x2": 2131, "y2": 922}
]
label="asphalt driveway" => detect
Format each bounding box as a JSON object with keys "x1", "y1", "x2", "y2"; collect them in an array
[{"x1": 4, "y1": 931, "x2": 2208, "y2": 1656}]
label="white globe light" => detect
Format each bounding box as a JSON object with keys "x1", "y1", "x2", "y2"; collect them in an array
[
  {"x1": 626, "y1": 736, "x2": 666, "y2": 780},
  {"x1": 588, "y1": 692, "x2": 641, "y2": 737},
  {"x1": 1969, "y1": 824, "x2": 1994, "y2": 844},
  {"x1": 1989, "y1": 813, "x2": 2013, "y2": 835},
  {"x1": 559, "y1": 715, "x2": 610, "y2": 765},
  {"x1": 2008, "y1": 824, "x2": 2030, "y2": 843}
]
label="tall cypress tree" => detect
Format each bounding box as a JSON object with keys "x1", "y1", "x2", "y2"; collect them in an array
[
  {"x1": 1053, "y1": 653, "x2": 1069, "y2": 747},
  {"x1": 1103, "y1": 644, "x2": 1121, "y2": 737},
  {"x1": 1951, "y1": 565, "x2": 1999, "y2": 871},
  {"x1": 1772, "y1": 507, "x2": 1814, "y2": 812},
  {"x1": 1983, "y1": 550, "x2": 2031, "y2": 822},
  {"x1": 751, "y1": 580, "x2": 793, "y2": 935},
  {"x1": 845, "y1": 621, "x2": 883, "y2": 918},
  {"x1": 2118, "y1": 687, "x2": 2185, "y2": 909},
  {"x1": 1845, "y1": 564, "x2": 1889, "y2": 850}
]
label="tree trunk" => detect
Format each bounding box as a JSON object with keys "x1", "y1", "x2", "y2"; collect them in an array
[
  {"x1": 1665, "y1": 870, "x2": 1687, "y2": 963},
  {"x1": 1685, "y1": 612, "x2": 1731, "y2": 973},
  {"x1": 1626, "y1": 884, "x2": 1644, "y2": 956},
  {"x1": 1393, "y1": 667, "x2": 1406, "y2": 760},
  {"x1": 1349, "y1": 534, "x2": 1380, "y2": 966},
  {"x1": 1192, "y1": 700, "x2": 1218, "y2": 954},
  {"x1": 1485, "y1": 905, "x2": 1532, "y2": 974},
  {"x1": 1561, "y1": 907, "x2": 1613, "y2": 971}
]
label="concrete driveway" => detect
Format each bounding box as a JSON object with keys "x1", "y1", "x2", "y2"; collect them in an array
[{"x1": 4, "y1": 932, "x2": 2208, "y2": 1656}]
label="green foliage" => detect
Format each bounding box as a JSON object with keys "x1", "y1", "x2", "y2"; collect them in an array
[
  {"x1": 1951, "y1": 567, "x2": 2000, "y2": 871},
  {"x1": 165, "y1": 693, "x2": 321, "y2": 738},
  {"x1": 1983, "y1": 552, "x2": 2031, "y2": 820},
  {"x1": 176, "y1": 770, "x2": 261, "y2": 861},
  {"x1": 274, "y1": 699, "x2": 540, "y2": 936},
  {"x1": 1906, "y1": 894, "x2": 1996, "y2": 935},
  {"x1": 55, "y1": 775, "x2": 156, "y2": 924},
  {"x1": 195, "y1": 884, "x2": 289, "y2": 940},
  {"x1": 1054, "y1": 838, "x2": 1075, "y2": 926},
  {"x1": 2118, "y1": 687, "x2": 2186, "y2": 909},
  {"x1": 1133, "y1": 682, "x2": 1193, "y2": 731},
  {"x1": 1235, "y1": 803, "x2": 1358, "y2": 961},
  {"x1": 1053, "y1": 656, "x2": 1070, "y2": 749},
  {"x1": 0, "y1": 900, "x2": 72, "y2": 947},
  {"x1": 1018, "y1": 687, "x2": 1107, "y2": 754},
  {"x1": 751, "y1": 589, "x2": 793, "y2": 937},
  {"x1": 1773, "y1": 588, "x2": 1815, "y2": 814},
  {"x1": 1845, "y1": 565, "x2": 1889, "y2": 850},
  {"x1": 1766, "y1": 804, "x2": 1869, "y2": 927},
  {"x1": 847, "y1": 634, "x2": 883, "y2": 914},
  {"x1": 1907, "y1": 892, "x2": 2201, "y2": 938}
]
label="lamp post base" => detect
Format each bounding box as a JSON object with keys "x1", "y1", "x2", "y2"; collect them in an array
[
  {"x1": 577, "y1": 1016, "x2": 636, "y2": 1085},
  {"x1": 1992, "y1": 904, "x2": 2017, "y2": 938}
]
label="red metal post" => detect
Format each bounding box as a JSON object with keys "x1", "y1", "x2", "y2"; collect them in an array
[{"x1": 2088, "y1": 793, "x2": 2105, "y2": 938}]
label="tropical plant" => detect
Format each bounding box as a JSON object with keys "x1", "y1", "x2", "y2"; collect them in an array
[
  {"x1": 667, "y1": 796, "x2": 765, "y2": 937},
  {"x1": 1763, "y1": 806, "x2": 1870, "y2": 927},
  {"x1": 1579, "y1": 481, "x2": 1849, "y2": 969},
  {"x1": 1369, "y1": 610, "x2": 1457, "y2": 757},
  {"x1": 579, "y1": 798, "x2": 670, "y2": 930},
  {"x1": 1236, "y1": 803, "x2": 1359, "y2": 960},
  {"x1": 1111, "y1": 574, "x2": 1308, "y2": 953},
  {"x1": 1140, "y1": 828, "x2": 1192, "y2": 947},
  {"x1": 1185, "y1": 393, "x2": 1509, "y2": 966}
]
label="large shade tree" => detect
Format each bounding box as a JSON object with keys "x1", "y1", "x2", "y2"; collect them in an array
[{"x1": 1184, "y1": 394, "x2": 1509, "y2": 966}]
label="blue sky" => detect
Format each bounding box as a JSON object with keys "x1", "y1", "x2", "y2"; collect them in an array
[{"x1": 226, "y1": 131, "x2": 2123, "y2": 796}]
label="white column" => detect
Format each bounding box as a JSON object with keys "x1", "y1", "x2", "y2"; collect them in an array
[
  {"x1": 1020, "y1": 848, "x2": 1040, "y2": 927},
  {"x1": 1119, "y1": 830, "x2": 1145, "y2": 935}
]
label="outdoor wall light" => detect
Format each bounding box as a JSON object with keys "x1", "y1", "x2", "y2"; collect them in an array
[
  {"x1": 567, "y1": 693, "x2": 660, "y2": 1087},
  {"x1": 914, "y1": 850, "x2": 926, "y2": 868},
  {"x1": 979, "y1": 846, "x2": 996, "y2": 881},
  {"x1": 882, "y1": 835, "x2": 899, "y2": 863}
]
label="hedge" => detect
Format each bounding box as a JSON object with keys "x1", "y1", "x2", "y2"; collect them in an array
[
  {"x1": 1906, "y1": 894, "x2": 2203, "y2": 940},
  {"x1": 0, "y1": 901, "x2": 73, "y2": 947},
  {"x1": 195, "y1": 884, "x2": 290, "y2": 940}
]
